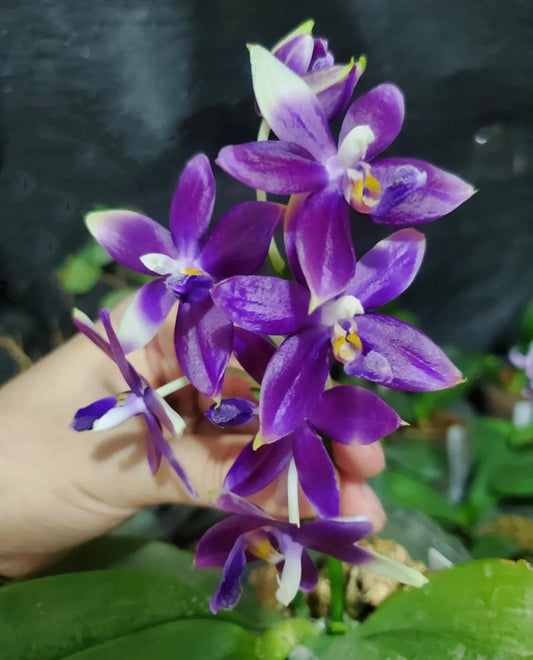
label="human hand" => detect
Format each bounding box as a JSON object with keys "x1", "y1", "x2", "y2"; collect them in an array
[{"x1": 0, "y1": 304, "x2": 385, "y2": 577}]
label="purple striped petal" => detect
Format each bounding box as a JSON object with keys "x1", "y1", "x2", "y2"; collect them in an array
[
  {"x1": 72, "y1": 308, "x2": 112, "y2": 359},
  {"x1": 272, "y1": 32, "x2": 314, "y2": 75},
  {"x1": 216, "y1": 141, "x2": 329, "y2": 194},
  {"x1": 250, "y1": 45, "x2": 336, "y2": 161},
  {"x1": 198, "y1": 201, "x2": 282, "y2": 280},
  {"x1": 205, "y1": 398, "x2": 258, "y2": 428},
  {"x1": 169, "y1": 154, "x2": 215, "y2": 258},
  {"x1": 85, "y1": 210, "x2": 177, "y2": 275},
  {"x1": 370, "y1": 158, "x2": 475, "y2": 225},
  {"x1": 212, "y1": 276, "x2": 312, "y2": 335},
  {"x1": 346, "y1": 313, "x2": 464, "y2": 391},
  {"x1": 118, "y1": 279, "x2": 177, "y2": 353},
  {"x1": 310, "y1": 385, "x2": 401, "y2": 445},
  {"x1": 339, "y1": 84, "x2": 405, "y2": 160},
  {"x1": 233, "y1": 328, "x2": 276, "y2": 384},
  {"x1": 100, "y1": 309, "x2": 142, "y2": 393},
  {"x1": 295, "y1": 516, "x2": 372, "y2": 553},
  {"x1": 215, "y1": 491, "x2": 274, "y2": 520},
  {"x1": 143, "y1": 412, "x2": 197, "y2": 497},
  {"x1": 196, "y1": 515, "x2": 264, "y2": 567},
  {"x1": 304, "y1": 60, "x2": 361, "y2": 121},
  {"x1": 345, "y1": 229, "x2": 425, "y2": 309},
  {"x1": 209, "y1": 534, "x2": 248, "y2": 613},
  {"x1": 294, "y1": 426, "x2": 339, "y2": 518},
  {"x1": 300, "y1": 550, "x2": 319, "y2": 591},
  {"x1": 174, "y1": 298, "x2": 233, "y2": 399},
  {"x1": 289, "y1": 186, "x2": 355, "y2": 310},
  {"x1": 260, "y1": 328, "x2": 331, "y2": 442},
  {"x1": 70, "y1": 396, "x2": 118, "y2": 431},
  {"x1": 284, "y1": 194, "x2": 309, "y2": 286},
  {"x1": 223, "y1": 436, "x2": 292, "y2": 496}
]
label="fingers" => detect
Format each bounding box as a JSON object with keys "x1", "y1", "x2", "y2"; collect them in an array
[
  {"x1": 333, "y1": 442, "x2": 386, "y2": 481},
  {"x1": 339, "y1": 475, "x2": 386, "y2": 532}
]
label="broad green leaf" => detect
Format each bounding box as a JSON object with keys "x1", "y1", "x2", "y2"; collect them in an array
[
  {"x1": 370, "y1": 469, "x2": 457, "y2": 525},
  {"x1": 0, "y1": 568, "x2": 275, "y2": 660},
  {"x1": 63, "y1": 619, "x2": 256, "y2": 660},
  {"x1": 487, "y1": 452, "x2": 533, "y2": 496},
  {"x1": 299, "y1": 560, "x2": 533, "y2": 659},
  {"x1": 38, "y1": 538, "x2": 281, "y2": 630}
]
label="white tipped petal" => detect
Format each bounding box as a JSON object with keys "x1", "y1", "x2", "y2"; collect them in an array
[
  {"x1": 364, "y1": 549, "x2": 429, "y2": 587},
  {"x1": 275, "y1": 543, "x2": 303, "y2": 606}
]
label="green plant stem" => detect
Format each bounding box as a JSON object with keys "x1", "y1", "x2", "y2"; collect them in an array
[{"x1": 327, "y1": 556, "x2": 347, "y2": 634}]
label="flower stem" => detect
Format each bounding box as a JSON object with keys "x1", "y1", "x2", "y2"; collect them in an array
[
  {"x1": 156, "y1": 376, "x2": 189, "y2": 398},
  {"x1": 255, "y1": 117, "x2": 286, "y2": 274},
  {"x1": 327, "y1": 556, "x2": 348, "y2": 634}
]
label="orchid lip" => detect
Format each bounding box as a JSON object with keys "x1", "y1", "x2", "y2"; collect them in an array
[{"x1": 92, "y1": 392, "x2": 147, "y2": 431}]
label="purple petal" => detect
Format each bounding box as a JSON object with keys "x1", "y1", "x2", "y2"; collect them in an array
[
  {"x1": 300, "y1": 550, "x2": 319, "y2": 591},
  {"x1": 339, "y1": 84, "x2": 405, "y2": 160},
  {"x1": 284, "y1": 194, "x2": 309, "y2": 286},
  {"x1": 250, "y1": 45, "x2": 336, "y2": 161},
  {"x1": 304, "y1": 61, "x2": 361, "y2": 122},
  {"x1": 209, "y1": 534, "x2": 248, "y2": 613},
  {"x1": 272, "y1": 33, "x2": 314, "y2": 75},
  {"x1": 174, "y1": 298, "x2": 233, "y2": 399},
  {"x1": 310, "y1": 385, "x2": 401, "y2": 445},
  {"x1": 223, "y1": 436, "x2": 292, "y2": 496},
  {"x1": 347, "y1": 313, "x2": 464, "y2": 391},
  {"x1": 370, "y1": 158, "x2": 475, "y2": 225},
  {"x1": 99, "y1": 309, "x2": 142, "y2": 393},
  {"x1": 72, "y1": 308, "x2": 112, "y2": 359},
  {"x1": 289, "y1": 186, "x2": 355, "y2": 309},
  {"x1": 324, "y1": 543, "x2": 374, "y2": 564},
  {"x1": 199, "y1": 201, "x2": 282, "y2": 280},
  {"x1": 295, "y1": 517, "x2": 372, "y2": 552},
  {"x1": 345, "y1": 229, "x2": 425, "y2": 309},
  {"x1": 85, "y1": 210, "x2": 176, "y2": 275},
  {"x1": 215, "y1": 491, "x2": 273, "y2": 520},
  {"x1": 206, "y1": 398, "x2": 258, "y2": 428},
  {"x1": 169, "y1": 154, "x2": 215, "y2": 258},
  {"x1": 293, "y1": 426, "x2": 339, "y2": 518},
  {"x1": 216, "y1": 141, "x2": 329, "y2": 194},
  {"x1": 233, "y1": 328, "x2": 276, "y2": 384},
  {"x1": 118, "y1": 279, "x2": 177, "y2": 353},
  {"x1": 143, "y1": 412, "x2": 198, "y2": 497},
  {"x1": 212, "y1": 276, "x2": 312, "y2": 335},
  {"x1": 70, "y1": 396, "x2": 118, "y2": 431},
  {"x1": 196, "y1": 515, "x2": 263, "y2": 567},
  {"x1": 260, "y1": 328, "x2": 331, "y2": 442}
]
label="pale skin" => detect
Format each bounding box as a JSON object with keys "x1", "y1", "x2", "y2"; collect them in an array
[{"x1": 0, "y1": 306, "x2": 386, "y2": 578}]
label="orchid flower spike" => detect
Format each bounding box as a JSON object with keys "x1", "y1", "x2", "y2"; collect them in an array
[{"x1": 70, "y1": 308, "x2": 197, "y2": 497}]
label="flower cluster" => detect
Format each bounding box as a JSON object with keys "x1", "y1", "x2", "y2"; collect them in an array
[{"x1": 71, "y1": 21, "x2": 473, "y2": 613}]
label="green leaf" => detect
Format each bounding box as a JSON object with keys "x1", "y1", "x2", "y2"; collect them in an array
[
  {"x1": 256, "y1": 619, "x2": 321, "y2": 660},
  {"x1": 37, "y1": 538, "x2": 281, "y2": 631},
  {"x1": 487, "y1": 452, "x2": 533, "y2": 497},
  {"x1": 63, "y1": 619, "x2": 256, "y2": 660},
  {"x1": 56, "y1": 255, "x2": 101, "y2": 294},
  {"x1": 370, "y1": 469, "x2": 457, "y2": 525},
  {"x1": 300, "y1": 560, "x2": 533, "y2": 659}
]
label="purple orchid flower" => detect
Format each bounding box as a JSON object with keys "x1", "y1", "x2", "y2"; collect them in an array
[
  {"x1": 509, "y1": 341, "x2": 533, "y2": 399},
  {"x1": 217, "y1": 46, "x2": 474, "y2": 306},
  {"x1": 85, "y1": 154, "x2": 283, "y2": 399},
  {"x1": 212, "y1": 229, "x2": 463, "y2": 442},
  {"x1": 196, "y1": 492, "x2": 426, "y2": 612},
  {"x1": 270, "y1": 19, "x2": 365, "y2": 121},
  {"x1": 70, "y1": 309, "x2": 197, "y2": 497},
  {"x1": 206, "y1": 329, "x2": 401, "y2": 518}
]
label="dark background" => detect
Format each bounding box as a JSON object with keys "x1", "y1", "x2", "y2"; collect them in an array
[{"x1": 1, "y1": 0, "x2": 533, "y2": 383}]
